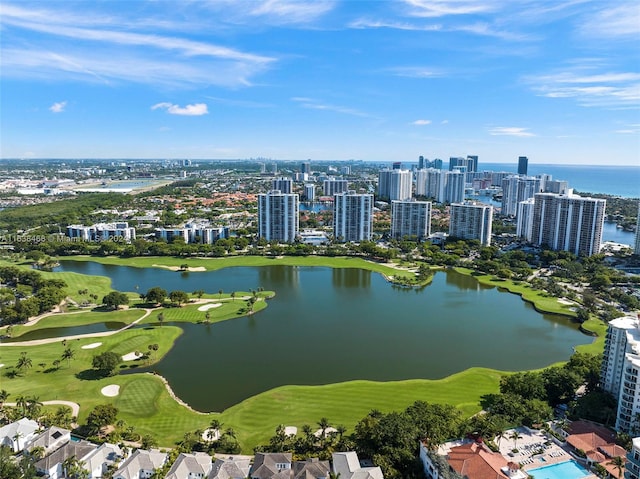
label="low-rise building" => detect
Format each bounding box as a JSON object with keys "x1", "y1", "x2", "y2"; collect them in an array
[
  {"x1": 113, "y1": 449, "x2": 168, "y2": 479},
  {"x1": 0, "y1": 417, "x2": 39, "y2": 452},
  {"x1": 166, "y1": 452, "x2": 212, "y2": 479},
  {"x1": 250, "y1": 452, "x2": 292, "y2": 478},
  {"x1": 67, "y1": 222, "x2": 136, "y2": 242},
  {"x1": 331, "y1": 451, "x2": 383, "y2": 479},
  {"x1": 209, "y1": 456, "x2": 251, "y2": 479}
]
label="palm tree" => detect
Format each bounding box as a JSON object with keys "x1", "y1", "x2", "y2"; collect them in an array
[
  {"x1": 16, "y1": 351, "x2": 32, "y2": 375},
  {"x1": 608, "y1": 455, "x2": 625, "y2": 478},
  {"x1": 63, "y1": 455, "x2": 90, "y2": 479},
  {"x1": 509, "y1": 430, "x2": 523, "y2": 450},
  {"x1": 61, "y1": 347, "x2": 75, "y2": 368},
  {"x1": 0, "y1": 389, "x2": 9, "y2": 407},
  {"x1": 26, "y1": 396, "x2": 43, "y2": 419},
  {"x1": 230, "y1": 291, "x2": 236, "y2": 302},
  {"x1": 224, "y1": 427, "x2": 236, "y2": 440},
  {"x1": 218, "y1": 289, "x2": 223, "y2": 299},
  {"x1": 207, "y1": 419, "x2": 222, "y2": 442},
  {"x1": 157, "y1": 312, "x2": 164, "y2": 326}
]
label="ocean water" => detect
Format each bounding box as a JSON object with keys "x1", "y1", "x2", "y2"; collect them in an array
[{"x1": 480, "y1": 163, "x2": 640, "y2": 198}]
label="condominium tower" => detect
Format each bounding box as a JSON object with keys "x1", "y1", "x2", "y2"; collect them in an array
[
  {"x1": 391, "y1": 200, "x2": 432, "y2": 240},
  {"x1": 272, "y1": 177, "x2": 293, "y2": 194},
  {"x1": 601, "y1": 314, "x2": 640, "y2": 433},
  {"x1": 501, "y1": 175, "x2": 542, "y2": 217},
  {"x1": 635, "y1": 203, "x2": 640, "y2": 256},
  {"x1": 333, "y1": 192, "x2": 373, "y2": 242},
  {"x1": 258, "y1": 191, "x2": 299, "y2": 242},
  {"x1": 449, "y1": 202, "x2": 493, "y2": 246},
  {"x1": 530, "y1": 191, "x2": 605, "y2": 256},
  {"x1": 517, "y1": 156, "x2": 528, "y2": 176},
  {"x1": 378, "y1": 169, "x2": 412, "y2": 201},
  {"x1": 323, "y1": 179, "x2": 349, "y2": 197}
]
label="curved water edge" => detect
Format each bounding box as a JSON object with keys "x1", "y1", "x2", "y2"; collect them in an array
[{"x1": 52, "y1": 260, "x2": 595, "y2": 412}]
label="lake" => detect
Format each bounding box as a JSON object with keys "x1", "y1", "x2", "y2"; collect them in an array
[{"x1": 56, "y1": 261, "x2": 591, "y2": 411}]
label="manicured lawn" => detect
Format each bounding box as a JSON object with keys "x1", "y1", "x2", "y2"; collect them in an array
[{"x1": 61, "y1": 255, "x2": 416, "y2": 279}]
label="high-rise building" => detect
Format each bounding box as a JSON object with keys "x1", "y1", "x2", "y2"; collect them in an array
[
  {"x1": 501, "y1": 175, "x2": 542, "y2": 217},
  {"x1": 378, "y1": 169, "x2": 412, "y2": 201},
  {"x1": 442, "y1": 171, "x2": 465, "y2": 204},
  {"x1": 272, "y1": 177, "x2": 293, "y2": 194},
  {"x1": 333, "y1": 192, "x2": 373, "y2": 242},
  {"x1": 627, "y1": 437, "x2": 640, "y2": 479},
  {"x1": 516, "y1": 198, "x2": 535, "y2": 241},
  {"x1": 635, "y1": 203, "x2": 640, "y2": 256},
  {"x1": 301, "y1": 161, "x2": 311, "y2": 174},
  {"x1": 418, "y1": 156, "x2": 426, "y2": 169},
  {"x1": 323, "y1": 179, "x2": 349, "y2": 197},
  {"x1": 392, "y1": 161, "x2": 402, "y2": 170},
  {"x1": 340, "y1": 165, "x2": 351, "y2": 175},
  {"x1": 258, "y1": 191, "x2": 299, "y2": 242},
  {"x1": 449, "y1": 202, "x2": 493, "y2": 246},
  {"x1": 467, "y1": 155, "x2": 478, "y2": 173},
  {"x1": 415, "y1": 168, "x2": 443, "y2": 200},
  {"x1": 303, "y1": 184, "x2": 315, "y2": 202},
  {"x1": 432, "y1": 158, "x2": 443, "y2": 169},
  {"x1": 391, "y1": 200, "x2": 432, "y2": 240},
  {"x1": 601, "y1": 314, "x2": 640, "y2": 433},
  {"x1": 517, "y1": 156, "x2": 528, "y2": 176},
  {"x1": 544, "y1": 179, "x2": 569, "y2": 195},
  {"x1": 449, "y1": 156, "x2": 477, "y2": 173},
  {"x1": 531, "y1": 191, "x2": 606, "y2": 256}
]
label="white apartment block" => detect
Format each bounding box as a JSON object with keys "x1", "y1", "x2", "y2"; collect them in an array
[
  {"x1": 271, "y1": 177, "x2": 293, "y2": 194},
  {"x1": 304, "y1": 184, "x2": 315, "y2": 202},
  {"x1": 378, "y1": 169, "x2": 412, "y2": 201},
  {"x1": 323, "y1": 179, "x2": 349, "y2": 196},
  {"x1": 627, "y1": 437, "x2": 640, "y2": 479},
  {"x1": 501, "y1": 175, "x2": 542, "y2": 217},
  {"x1": 258, "y1": 190, "x2": 299, "y2": 242},
  {"x1": 601, "y1": 314, "x2": 640, "y2": 433},
  {"x1": 530, "y1": 191, "x2": 605, "y2": 256},
  {"x1": 334, "y1": 192, "x2": 373, "y2": 242},
  {"x1": 516, "y1": 198, "x2": 535, "y2": 241},
  {"x1": 67, "y1": 222, "x2": 136, "y2": 242},
  {"x1": 449, "y1": 202, "x2": 493, "y2": 246},
  {"x1": 155, "y1": 224, "x2": 228, "y2": 244},
  {"x1": 635, "y1": 203, "x2": 640, "y2": 256},
  {"x1": 391, "y1": 200, "x2": 432, "y2": 240},
  {"x1": 442, "y1": 171, "x2": 465, "y2": 204}
]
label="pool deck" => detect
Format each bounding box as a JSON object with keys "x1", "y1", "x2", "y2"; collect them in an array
[{"x1": 498, "y1": 427, "x2": 597, "y2": 477}]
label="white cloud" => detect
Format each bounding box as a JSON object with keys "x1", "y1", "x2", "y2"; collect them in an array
[
  {"x1": 403, "y1": 0, "x2": 500, "y2": 18},
  {"x1": 250, "y1": 0, "x2": 335, "y2": 23},
  {"x1": 488, "y1": 127, "x2": 535, "y2": 137},
  {"x1": 291, "y1": 97, "x2": 374, "y2": 118},
  {"x1": 49, "y1": 101, "x2": 67, "y2": 113},
  {"x1": 412, "y1": 119, "x2": 431, "y2": 125},
  {"x1": 579, "y1": 3, "x2": 640, "y2": 39},
  {"x1": 388, "y1": 67, "x2": 446, "y2": 78},
  {"x1": 151, "y1": 103, "x2": 209, "y2": 116}
]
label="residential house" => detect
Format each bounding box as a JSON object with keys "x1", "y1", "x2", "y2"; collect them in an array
[
  {"x1": 82, "y1": 442, "x2": 124, "y2": 478},
  {"x1": 250, "y1": 452, "x2": 293, "y2": 478},
  {"x1": 25, "y1": 426, "x2": 71, "y2": 455},
  {"x1": 208, "y1": 456, "x2": 251, "y2": 479},
  {"x1": 292, "y1": 457, "x2": 330, "y2": 478},
  {"x1": 0, "y1": 417, "x2": 40, "y2": 452},
  {"x1": 331, "y1": 451, "x2": 384, "y2": 479},
  {"x1": 566, "y1": 421, "x2": 625, "y2": 478},
  {"x1": 166, "y1": 452, "x2": 212, "y2": 479},
  {"x1": 113, "y1": 449, "x2": 168, "y2": 479},
  {"x1": 34, "y1": 439, "x2": 97, "y2": 479}
]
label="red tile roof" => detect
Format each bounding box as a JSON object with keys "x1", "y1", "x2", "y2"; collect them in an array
[{"x1": 447, "y1": 442, "x2": 510, "y2": 479}]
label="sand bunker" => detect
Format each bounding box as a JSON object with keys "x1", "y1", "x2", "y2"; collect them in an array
[
  {"x1": 284, "y1": 426, "x2": 298, "y2": 436},
  {"x1": 557, "y1": 298, "x2": 576, "y2": 305},
  {"x1": 197, "y1": 303, "x2": 222, "y2": 312},
  {"x1": 314, "y1": 427, "x2": 337, "y2": 437},
  {"x1": 152, "y1": 264, "x2": 206, "y2": 272},
  {"x1": 81, "y1": 342, "x2": 102, "y2": 349},
  {"x1": 101, "y1": 385, "x2": 120, "y2": 397},
  {"x1": 122, "y1": 351, "x2": 144, "y2": 361},
  {"x1": 0, "y1": 364, "x2": 4, "y2": 368},
  {"x1": 202, "y1": 428, "x2": 220, "y2": 441}
]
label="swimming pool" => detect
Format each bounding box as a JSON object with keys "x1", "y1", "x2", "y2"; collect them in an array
[{"x1": 528, "y1": 460, "x2": 591, "y2": 479}]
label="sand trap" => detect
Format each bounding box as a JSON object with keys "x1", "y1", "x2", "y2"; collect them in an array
[
  {"x1": 81, "y1": 342, "x2": 102, "y2": 349},
  {"x1": 101, "y1": 385, "x2": 120, "y2": 397},
  {"x1": 122, "y1": 351, "x2": 144, "y2": 361},
  {"x1": 202, "y1": 428, "x2": 220, "y2": 441},
  {"x1": 0, "y1": 364, "x2": 4, "y2": 368},
  {"x1": 557, "y1": 298, "x2": 576, "y2": 305},
  {"x1": 197, "y1": 303, "x2": 222, "y2": 312},
  {"x1": 284, "y1": 426, "x2": 297, "y2": 436},
  {"x1": 152, "y1": 264, "x2": 207, "y2": 272},
  {"x1": 314, "y1": 427, "x2": 337, "y2": 437}
]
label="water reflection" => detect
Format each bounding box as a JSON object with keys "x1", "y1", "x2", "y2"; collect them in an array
[{"x1": 332, "y1": 268, "x2": 371, "y2": 289}]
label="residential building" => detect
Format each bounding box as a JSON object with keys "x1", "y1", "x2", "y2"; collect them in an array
[
  {"x1": 544, "y1": 179, "x2": 569, "y2": 195},
  {"x1": 626, "y1": 437, "x2": 640, "y2": 479},
  {"x1": 323, "y1": 179, "x2": 349, "y2": 197},
  {"x1": 516, "y1": 198, "x2": 535, "y2": 241},
  {"x1": 25, "y1": 426, "x2": 71, "y2": 455},
  {"x1": 415, "y1": 168, "x2": 444, "y2": 200},
  {"x1": 250, "y1": 452, "x2": 292, "y2": 479},
  {"x1": 501, "y1": 176, "x2": 542, "y2": 217},
  {"x1": 82, "y1": 442, "x2": 123, "y2": 479},
  {"x1": 332, "y1": 452, "x2": 383, "y2": 479},
  {"x1": 292, "y1": 458, "x2": 330, "y2": 479},
  {"x1": 166, "y1": 452, "x2": 212, "y2": 479},
  {"x1": 272, "y1": 177, "x2": 293, "y2": 194},
  {"x1": 113, "y1": 449, "x2": 168, "y2": 479},
  {"x1": 378, "y1": 169, "x2": 411, "y2": 201},
  {"x1": 258, "y1": 191, "x2": 299, "y2": 243},
  {"x1": 155, "y1": 224, "x2": 229, "y2": 244},
  {"x1": 333, "y1": 192, "x2": 373, "y2": 242},
  {"x1": 35, "y1": 439, "x2": 98, "y2": 479},
  {"x1": 442, "y1": 171, "x2": 465, "y2": 204},
  {"x1": 301, "y1": 161, "x2": 311, "y2": 174},
  {"x1": 530, "y1": 191, "x2": 606, "y2": 256},
  {"x1": 67, "y1": 222, "x2": 136, "y2": 242},
  {"x1": 449, "y1": 202, "x2": 493, "y2": 246},
  {"x1": 517, "y1": 156, "x2": 528, "y2": 176},
  {"x1": 209, "y1": 456, "x2": 251, "y2": 479},
  {"x1": 420, "y1": 441, "x2": 524, "y2": 479},
  {"x1": 0, "y1": 418, "x2": 39, "y2": 452},
  {"x1": 391, "y1": 200, "x2": 432, "y2": 240},
  {"x1": 565, "y1": 421, "x2": 624, "y2": 478},
  {"x1": 303, "y1": 184, "x2": 315, "y2": 202},
  {"x1": 601, "y1": 314, "x2": 640, "y2": 433}
]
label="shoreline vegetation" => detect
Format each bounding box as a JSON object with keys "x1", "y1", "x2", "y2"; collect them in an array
[{"x1": 0, "y1": 255, "x2": 606, "y2": 449}]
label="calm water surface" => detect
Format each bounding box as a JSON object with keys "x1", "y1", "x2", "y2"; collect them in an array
[{"x1": 57, "y1": 261, "x2": 591, "y2": 411}]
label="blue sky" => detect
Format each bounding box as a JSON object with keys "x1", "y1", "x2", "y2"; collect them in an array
[{"x1": 1, "y1": 0, "x2": 639, "y2": 165}]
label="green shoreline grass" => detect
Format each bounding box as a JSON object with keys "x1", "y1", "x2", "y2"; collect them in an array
[{"x1": 0, "y1": 256, "x2": 607, "y2": 450}]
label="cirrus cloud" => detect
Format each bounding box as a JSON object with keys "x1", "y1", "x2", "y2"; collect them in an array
[
  {"x1": 151, "y1": 102, "x2": 209, "y2": 116},
  {"x1": 488, "y1": 126, "x2": 535, "y2": 137},
  {"x1": 412, "y1": 119, "x2": 432, "y2": 125}
]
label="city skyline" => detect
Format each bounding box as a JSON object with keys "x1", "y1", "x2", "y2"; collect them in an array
[{"x1": 1, "y1": 1, "x2": 639, "y2": 165}]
